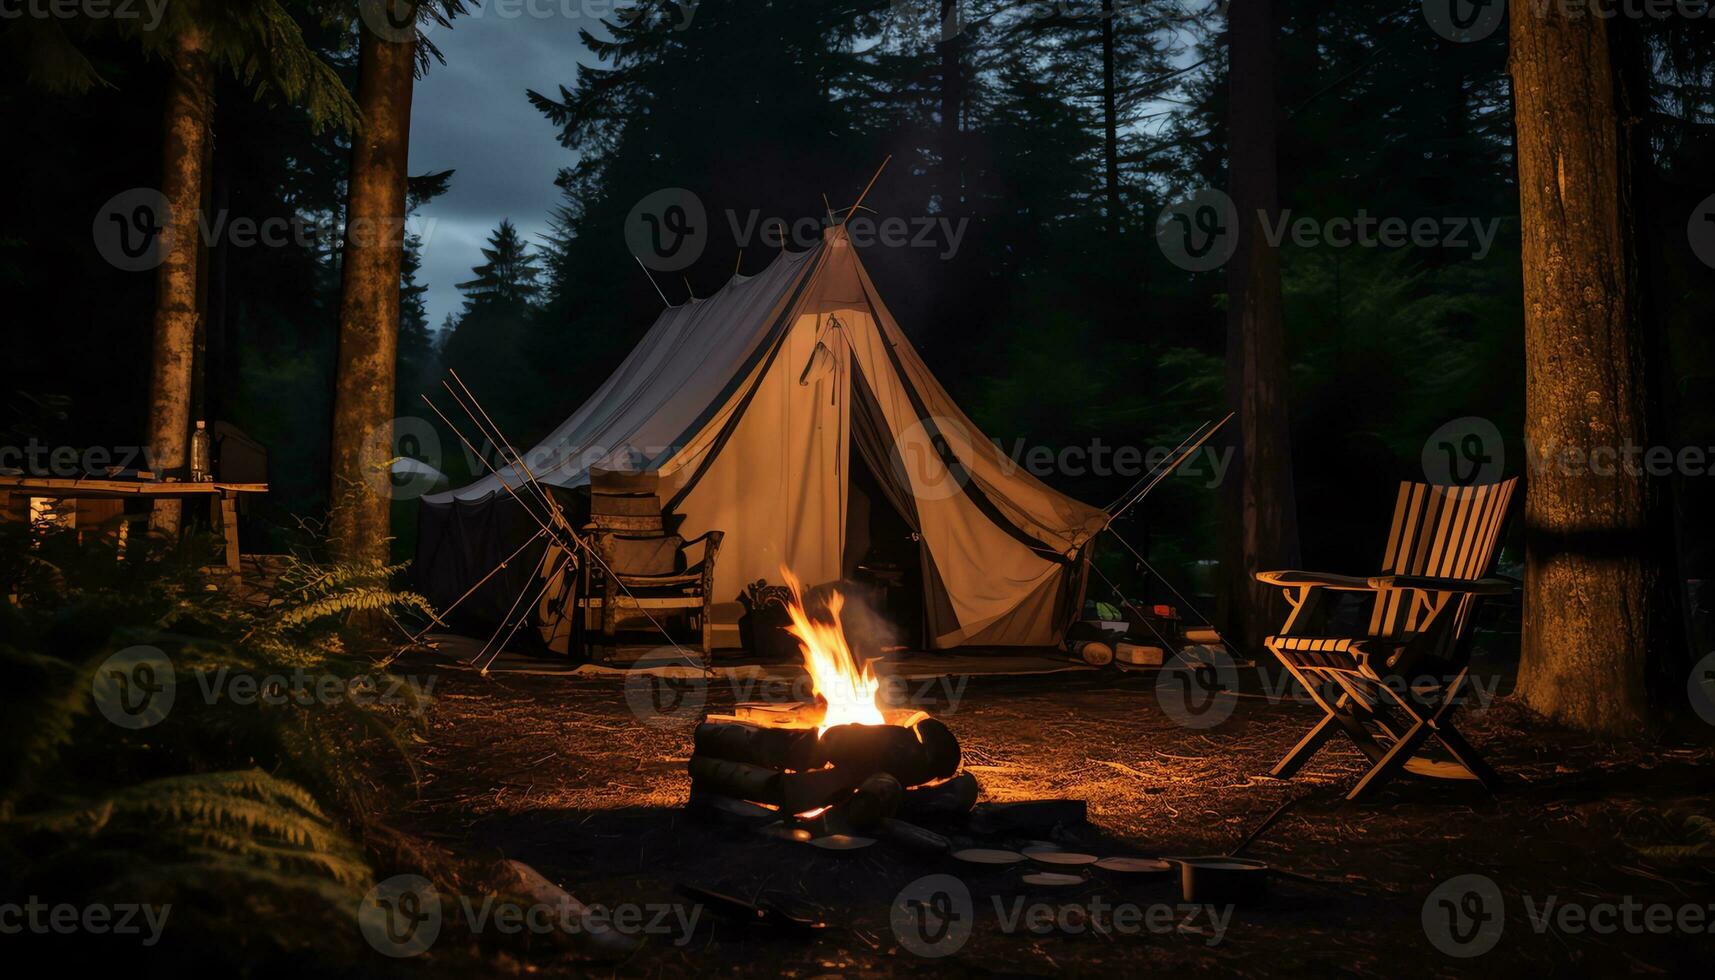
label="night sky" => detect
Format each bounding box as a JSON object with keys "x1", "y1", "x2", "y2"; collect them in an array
[{"x1": 409, "y1": 7, "x2": 600, "y2": 330}]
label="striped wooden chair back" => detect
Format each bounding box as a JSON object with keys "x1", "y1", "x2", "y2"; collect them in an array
[{"x1": 1367, "y1": 479, "x2": 1518, "y2": 655}]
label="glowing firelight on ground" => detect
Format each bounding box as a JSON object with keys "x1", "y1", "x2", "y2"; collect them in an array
[{"x1": 779, "y1": 567, "x2": 886, "y2": 734}]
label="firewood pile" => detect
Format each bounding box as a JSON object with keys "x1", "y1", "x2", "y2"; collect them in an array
[{"x1": 687, "y1": 702, "x2": 975, "y2": 841}]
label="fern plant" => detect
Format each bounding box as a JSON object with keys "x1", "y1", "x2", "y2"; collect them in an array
[{"x1": 0, "y1": 516, "x2": 456, "y2": 970}]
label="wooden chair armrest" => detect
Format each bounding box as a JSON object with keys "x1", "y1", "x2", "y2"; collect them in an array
[
  {"x1": 1366, "y1": 574, "x2": 1514, "y2": 595},
  {"x1": 1255, "y1": 569, "x2": 1377, "y2": 591},
  {"x1": 682, "y1": 530, "x2": 724, "y2": 549}
]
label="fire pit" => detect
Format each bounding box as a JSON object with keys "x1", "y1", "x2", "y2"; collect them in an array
[{"x1": 687, "y1": 570, "x2": 967, "y2": 832}]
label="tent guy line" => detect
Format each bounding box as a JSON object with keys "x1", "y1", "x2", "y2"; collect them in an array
[
  {"x1": 445, "y1": 367, "x2": 702, "y2": 672},
  {"x1": 420, "y1": 381, "x2": 700, "y2": 672}
]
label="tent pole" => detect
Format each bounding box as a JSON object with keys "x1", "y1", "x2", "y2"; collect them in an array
[
  {"x1": 839, "y1": 155, "x2": 893, "y2": 228},
  {"x1": 446, "y1": 369, "x2": 705, "y2": 670},
  {"x1": 634, "y1": 254, "x2": 672, "y2": 307},
  {"x1": 422, "y1": 392, "x2": 562, "y2": 541},
  {"x1": 1103, "y1": 420, "x2": 1209, "y2": 512},
  {"x1": 1105, "y1": 412, "x2": 1234, "y2": 526},
  {"x1": 442, "y1": 380, "x2": 569, "y2": 535}
]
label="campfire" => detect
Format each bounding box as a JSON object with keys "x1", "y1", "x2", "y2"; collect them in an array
[{"x1": 686, "y1": 569, "x2": 967, "y2": 834}]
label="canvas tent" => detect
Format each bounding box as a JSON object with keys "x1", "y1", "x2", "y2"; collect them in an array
[{"x1": 417, "y1": 227, "x2": 1109, "y2": 649}]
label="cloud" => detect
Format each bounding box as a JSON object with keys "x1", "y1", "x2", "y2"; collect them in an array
[{"x1": 409, "y1": 7, "x2": 599, "y2": 328}]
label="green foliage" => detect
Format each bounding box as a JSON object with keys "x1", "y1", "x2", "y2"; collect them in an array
[
  {"x1": 8, "y1": 0, "x2": 360, "y2": 132},
  {"x1": 0, "y1": 520, "x2": 443, "y2": 965},
  {"x1": 15, "y1": 769, "x2": 371, "y2": 887}
]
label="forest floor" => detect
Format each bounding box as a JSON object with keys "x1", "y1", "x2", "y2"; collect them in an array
[{"x1": 383, "y1": 653, "x2": 1715, "y2": 978}]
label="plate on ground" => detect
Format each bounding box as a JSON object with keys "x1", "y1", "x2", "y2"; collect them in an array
[
  {"x1": 1030, "y1": 851, "x2": 1098, "y2": 867},
  {"x1": 952, "y1": 848, "x2": 1027, "y2": 866},
  {"x1": 1094, "y1": 857, "x2": 1173, "y2": 875},
  {"x1": 1021, "y1": 872, "x2": 1084, "y2": 888},
  {"x1": 808, "y1": 834, "x2": 875, "y2": 851}
]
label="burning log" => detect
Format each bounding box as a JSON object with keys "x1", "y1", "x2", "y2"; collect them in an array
[
  {"x1": 878, "y1": 817, "x2": 951, "y2": 853},
  {"x1": 688, "y1": 757, "x2": 781, "y2": 802},
  {"x1": 914, "y1": 717, "x2": 962, "y2": 781},
  {"x1": 693, "y1": 720, "x2": 819, "y2": 771},
  {"x1": 778, "y1": 767, "x2": 866, "y2": 814},
  {"x1": 844, "y1": 772, "x2": 903, "y2": 830},
  {"x1": 689, "y1": 755, "x2": 872, "y2": 814},
  {"x1": 899, "y1": 772, "x2": 980, "y2": 820},
  {"x1": 815, "y1": 723, "x2": 930, "y2": 782}
]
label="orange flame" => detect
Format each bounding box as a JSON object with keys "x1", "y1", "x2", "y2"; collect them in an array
[{"x1": 779, "y1": 567, "x2": 885, "y2": 734}]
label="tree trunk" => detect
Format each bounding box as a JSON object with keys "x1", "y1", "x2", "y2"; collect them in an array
[
  {"x1": 330, "y1": 17, "x2": 416, "y2": 564},
  {"x1": 146, "y1": 26, "x2": 213, "y2": 534},
  {"x1": 1100, "y1": 0, "x2": 1120, "y2": 235},
  {"x1": 1510, "y1": 10, "x2": 1673, "y2": 734},
  {"x1": 1222, "y1": 0, "x2": 1298, "y2": 653}
]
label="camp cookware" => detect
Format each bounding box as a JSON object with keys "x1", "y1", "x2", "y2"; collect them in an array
[{"x1": 1165, "y1": 795, "x2": 1303, "y2": 904}]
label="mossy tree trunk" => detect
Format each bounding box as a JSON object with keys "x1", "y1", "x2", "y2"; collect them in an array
[
  {"x1": 330, "y1": 15, "x2": 416, "y2": 564},
  {"x1": 1510, "y1": 10, "x2": 1676, "y2": 733},
  {"x1": 1222, "y1": 0, "x2": 1299, "y2": 653},
  {"x1": 147, "y1": 25, "x2": 213, "y2": 534}
]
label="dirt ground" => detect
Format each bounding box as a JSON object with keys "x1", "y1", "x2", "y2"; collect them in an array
[{"x1": 384, "y1": 655, "x2": 1715, "y2": 978}]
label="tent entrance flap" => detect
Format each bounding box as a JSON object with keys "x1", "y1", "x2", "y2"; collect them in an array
[{"x1": 844, "y1": 370, "x2": 925, "y2": 647}]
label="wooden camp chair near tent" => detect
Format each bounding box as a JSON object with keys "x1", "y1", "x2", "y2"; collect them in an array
[
  {"x1": 1255, "y1": 478, "x2": 1518, "y2": 802},
  {"x1": 579, "y1": 529, "x2": 725, "y2": 660}
]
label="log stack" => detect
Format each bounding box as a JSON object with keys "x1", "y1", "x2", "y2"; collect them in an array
[{"x1": 686, "y1": 703, "x2": 966, "y2": 830}]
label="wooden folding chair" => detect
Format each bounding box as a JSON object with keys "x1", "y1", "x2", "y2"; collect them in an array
[{"x1": 1255, "y1": 479, "x2": 1518, "y2": 801}]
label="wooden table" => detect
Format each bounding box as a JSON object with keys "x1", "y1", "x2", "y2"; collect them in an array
[{"x1": 0, "y1": 476, "x2": 268, "y2": 572}]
